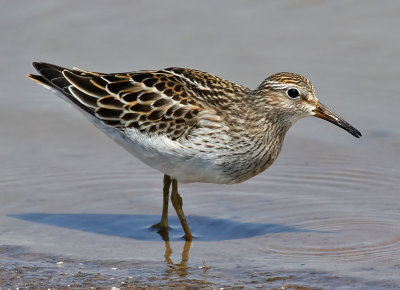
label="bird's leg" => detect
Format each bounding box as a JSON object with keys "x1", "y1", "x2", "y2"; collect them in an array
[
  {"x1": 170, "y1": 179, "x2": 193, "y2": 241},
  {"x1": 160, "y1": 174, "x2": 171, "y2": 228},
  {"x1": 151, "y1": 175, "x2": 171, "y2": 239}
]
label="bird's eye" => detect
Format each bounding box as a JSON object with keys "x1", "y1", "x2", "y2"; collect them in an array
[{"x1": 286, "y1": 88, "x2": 300, "y2": 99}]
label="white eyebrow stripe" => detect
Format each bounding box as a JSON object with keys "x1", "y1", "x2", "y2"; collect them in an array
[
  {"x1": 265, "y1": 82, "x2": 294, "y2": 90},
  {"x1": 265, "y1": 81, "x2": 315, "y2": 94}
]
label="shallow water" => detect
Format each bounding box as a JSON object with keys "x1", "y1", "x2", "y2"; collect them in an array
[{"x1": 1, "y1": 1, "x2": 400, "y2": 288}]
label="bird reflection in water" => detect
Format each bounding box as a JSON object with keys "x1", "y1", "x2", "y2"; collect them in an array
[{"x1": 163, "y1": 240, "x2": 192, "y2": 277}]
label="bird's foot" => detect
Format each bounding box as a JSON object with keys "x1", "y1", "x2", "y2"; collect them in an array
[
  {"x1": 150, "y1": 222, "x2": 170, "y2": 231},
  {"x1": 150, "y1": 222, "x2": 171, "y2": 241},
  {"x1": 182, "y1": 233, "x2": 194, "y2": 241}
]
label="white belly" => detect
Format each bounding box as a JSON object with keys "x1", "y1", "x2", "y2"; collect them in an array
[{"x1": 102, "y1": 124, "x2": 232, "y2": 184}]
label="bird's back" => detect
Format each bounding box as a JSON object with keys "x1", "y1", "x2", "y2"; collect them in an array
[{"x1": 28, "y1": 63, "x2": 250, "y2": 138}]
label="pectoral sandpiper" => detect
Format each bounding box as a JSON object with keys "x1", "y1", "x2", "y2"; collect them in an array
[{"x1": 28, "y1": 62, "x2": 361, "y2": 241}]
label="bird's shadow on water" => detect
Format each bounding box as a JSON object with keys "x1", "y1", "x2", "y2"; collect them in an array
[{"x1": 9, "y1": 213, "x2": 314, "y2": 241}]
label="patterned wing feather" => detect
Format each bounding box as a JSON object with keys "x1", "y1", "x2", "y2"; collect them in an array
[{"x1": 29, "y1": 62, "x2": 212, "y2": 140}]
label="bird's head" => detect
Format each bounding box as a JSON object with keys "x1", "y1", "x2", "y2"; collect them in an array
[{"x1": 257, "y1": 72, "x2": 361, "y2": 138}]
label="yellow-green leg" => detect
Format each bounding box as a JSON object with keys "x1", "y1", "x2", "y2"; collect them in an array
[
  {"x1": 151, "y1": 175, "x2": 171, "y2": 240},
  {"x1": 171, "y1": 179, "x2": 193, "y2": 241}
]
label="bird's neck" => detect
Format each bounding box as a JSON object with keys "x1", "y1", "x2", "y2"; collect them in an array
[
  {"x1": 230, "y1": 97, "x2": 293, "y2": 141},
  {"x1": 222, "y1": 104, "x2": 291, "y2": 183}
]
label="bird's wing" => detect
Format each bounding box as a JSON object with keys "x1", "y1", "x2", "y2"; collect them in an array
[{"x1": 28, "y1": 63, "x2": 248, "y2": 140}]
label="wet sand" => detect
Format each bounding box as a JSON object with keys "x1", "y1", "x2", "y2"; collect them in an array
[{"x1": 1, "y1": 1, "x2": 400, "y2": 288}]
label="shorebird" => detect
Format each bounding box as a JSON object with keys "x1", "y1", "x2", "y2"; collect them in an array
[{"x1": 28, "y1": 62, "x2": 361, "y2": 240}]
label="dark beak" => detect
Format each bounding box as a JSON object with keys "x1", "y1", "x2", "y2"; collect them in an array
[{"x1": 313, "y1": 102, "x2": 362, "y2": 138}]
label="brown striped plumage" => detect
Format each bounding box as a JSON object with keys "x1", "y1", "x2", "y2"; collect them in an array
[{"x1": 29, "y1": 63, "x2": 251, "y2": 141}]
